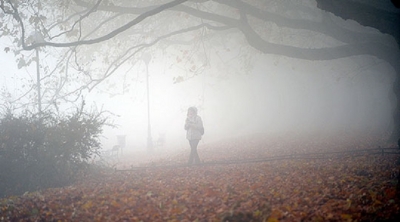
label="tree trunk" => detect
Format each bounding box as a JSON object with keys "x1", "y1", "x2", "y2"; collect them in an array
[
  {"x1": 391, "y1": 68, "x2": 400, "y2": 143},
  {"x1": 316, "y1": 0, "x2": 400, "y2": 142}
]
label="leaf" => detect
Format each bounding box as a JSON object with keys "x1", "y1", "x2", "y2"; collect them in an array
[
  {"x1": 341, "y1": 214, "x2": 352, "y2": 220},
  {"x1": 17, "y1": 57, "x2": 26, "y2": 69},
  {"x1": 173, "y1": 76, "x2": 184, "y2": 84},
  {"x1": 267, "y1": 218, "x2": 279, "y2": 222},
  {"x1": 384, "y1": 187, "x2": 396, "y2": 199},
  {"x1": 81, "y1": 200, "x2": 93, "y2": 210},
  {"x1": 30, "y1": 208, "x2": 39, "y2": 216},
  {"x1": 111, "y1": 200, "x2": 120, "y2": 208}
]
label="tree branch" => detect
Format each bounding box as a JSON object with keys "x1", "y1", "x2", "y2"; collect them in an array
[
  {"x1": 20, "y1": 0, "x2": 188, "y2": 50},
  {"x1": 87, "y1": 23, "x2": 226, "y2": 91},
  {"x1": 49, "y1": 0, "x2": 103, "y2": 40}
]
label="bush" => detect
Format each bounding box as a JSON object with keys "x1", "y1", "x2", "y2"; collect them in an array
[{"x1": 0, "y1": 108, "x2": 106, "y2": 198}]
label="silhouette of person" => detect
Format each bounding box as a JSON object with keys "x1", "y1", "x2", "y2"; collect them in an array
[{"x1": 184, "y1": 106, "x2": 204, "y2": 165}]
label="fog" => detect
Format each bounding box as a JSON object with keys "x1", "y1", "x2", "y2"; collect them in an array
[
  {"x1": 93, "y1": 53, "x2": 395, "y2": 152},
  {"x1": 1, "y1": 1, "x2": 397, "y2": 156},
  {"x1": 1, "y1": 42, "x2": 395, "y2": 155}
]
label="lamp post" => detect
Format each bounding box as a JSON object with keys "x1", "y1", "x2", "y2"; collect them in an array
[
  {"x1": 143, "y1": 53, "x2": 153, "y2": 152},
  {"x1": 32, "y1": 30, "x2": 44, "y2": 118},
  {"x1": 36, "y1": 45, "x2": 41, "y2": 117}
]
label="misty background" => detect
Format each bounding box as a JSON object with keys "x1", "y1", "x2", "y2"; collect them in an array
[
  {"x1": 0, "y1": 0, "x2": 397, "y2": 154},
  {"x1": 92, "y1": 54, "x2": 395, "y2": 151}
]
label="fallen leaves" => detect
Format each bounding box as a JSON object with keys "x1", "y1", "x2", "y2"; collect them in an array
[{"x1": 1, "y1": 133, "x2": 399, "y2": 221}]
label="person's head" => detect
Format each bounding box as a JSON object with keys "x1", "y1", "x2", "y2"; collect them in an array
[{"x1": 187, "y1": 106, "x2": 198, "y2": 117}]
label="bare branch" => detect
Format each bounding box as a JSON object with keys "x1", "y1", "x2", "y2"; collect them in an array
[
  {"x1": 20, "y1": 0, "x2": 189, "y2": 50},
  {"x1": 49, "y1": 0, "x2": 102, "y2": 40},
  {"x1": 88, "y1": 23, "x2": 227, "y2": 91}
]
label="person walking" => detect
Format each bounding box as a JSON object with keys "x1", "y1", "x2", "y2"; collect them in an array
[{"x1": 184, "y1": 106, "x2": 204, "y2": 165}]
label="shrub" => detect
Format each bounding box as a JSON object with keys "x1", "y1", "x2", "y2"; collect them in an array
[{"x1": 0, "y1": 108, "x2": 106, "y2": 198}]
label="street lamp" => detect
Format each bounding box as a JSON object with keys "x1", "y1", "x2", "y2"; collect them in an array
[
  {"x1": 32, "y1": 30, "x2": 44, "y2": 118},
  {"x1": 143, "y1": 53, "x2": 153, "y2": 152}
]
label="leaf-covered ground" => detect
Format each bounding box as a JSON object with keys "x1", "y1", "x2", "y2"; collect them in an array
[{"x1": 1, "y1": 133, "x2": 400, "y2": 221}]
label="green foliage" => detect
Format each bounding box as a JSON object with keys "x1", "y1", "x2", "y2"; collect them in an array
[{"x1": 0, "y1": 109, "x2": 106, "y2": 198}]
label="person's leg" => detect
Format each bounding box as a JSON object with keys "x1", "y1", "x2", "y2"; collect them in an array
[
  {"x1": 194, "y1": 150, "x2": 201, "y2": 164},
  {"x1": 190, "y1": 140, "x2": 200, "y2": 164},
  {"x1": 188, "y1": 140, "x2": 195, "y2": 165}
]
